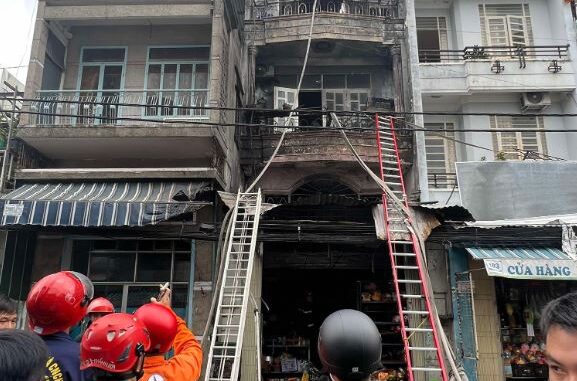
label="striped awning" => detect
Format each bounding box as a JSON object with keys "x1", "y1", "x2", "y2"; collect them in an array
[{"x1": 0, "y1": 181, "x2": 212, "y2": 227}]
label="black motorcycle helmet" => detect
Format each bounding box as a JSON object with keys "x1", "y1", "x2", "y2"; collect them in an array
[{"x1": 318, "y1": 309, "x2": 383, "y2": 381}]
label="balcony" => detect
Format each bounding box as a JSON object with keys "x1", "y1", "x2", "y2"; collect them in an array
[
  {"x1": 247, "y1": 0, "x2": 404, "y2": 45},
  {"x1": 418, "y1": 45, "x2": 576, "y2": 94},
  {"x1": 239, "y1": 110, "x2": 413, "y2": 165},
  {"x1": 28, "y1": 89, "x2": 209, "y2": 127},
  {"x1": 17, "y1": 90, "x2": 225, "y2": 167},
  {"x1": 427, "y1": 172, "x2": 460, "y2": 207}
]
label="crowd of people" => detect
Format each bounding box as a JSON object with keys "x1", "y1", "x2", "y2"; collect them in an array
[
  {"x1": 0, "y1": 271, "x2": 202, "y2": 381},
  {"x1": 1, "y1": 270, "x2": 577, "y2": 381}
]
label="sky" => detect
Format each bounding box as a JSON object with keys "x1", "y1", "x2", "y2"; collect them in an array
[{"x1": 0, "y1": 0, "x2": 37, "y2": 84}]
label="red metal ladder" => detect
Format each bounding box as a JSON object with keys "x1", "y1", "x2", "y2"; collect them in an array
[{"x1": 374, "y1": 114, "x2": 449, "y2": 381}]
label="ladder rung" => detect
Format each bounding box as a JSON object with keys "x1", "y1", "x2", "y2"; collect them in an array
[
  {"x1": 408, "y1": 347, "x2": 438, "y2": 351},
  {"x1": 397, "y1": 279, "x2": 422, "y2": 284},
  {"x1": 402, "y1": 310, "x2": 429, "y2": 315},
  {"x1": 389, "y1": 229, "x2": 409, "y2": 233},
  {"x1": 393, "y1": 253, "x2": 416, "y2": 257},
  {"x1": 401, "y1": 294, "x2": 423, "y2": 299},
  {"x1": 412, "y1": 367, "x2": 442, "y2": 372},
  {"x1": 390, "y1": 240, "x2": 413, "y2": 244},
  {"x1": 215, "y1": 324, "x2": 241, "y2": 328},
  {"x1": 405, "y1": 328, "x2": 433, "y2": 332},
  {"x1": 395, "y1": 265, "x2": 419, "y2": 270}
]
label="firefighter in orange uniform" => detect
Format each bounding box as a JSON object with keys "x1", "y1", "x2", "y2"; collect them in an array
[{"x1": 135, "y1": 287, "x2": 203, "y2": 381}]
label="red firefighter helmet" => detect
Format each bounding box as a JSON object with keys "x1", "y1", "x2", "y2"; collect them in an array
[
  {"x1": 134, "y1": 303, "x2": 178, "y2": 354},
  {"x1": 80, "y1": 313, "x2": 150, "y2": 377},
  {"x1": 26, "y1": 271, "x2": 94, "y2": 335},
  {"x1": 87, "y1": 297, "x2": 114, "y2": 315}
]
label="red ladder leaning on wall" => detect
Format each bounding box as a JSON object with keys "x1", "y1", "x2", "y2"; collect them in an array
[{"x1": 374, "y1": 114, "x2": 448, "y2": 381}]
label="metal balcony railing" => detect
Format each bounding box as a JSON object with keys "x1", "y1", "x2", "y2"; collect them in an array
[
  {"x1": 251, "y1": 0, "x2": 398, "y2": 20},
  {"x1": 30, "y1": 89, "x2": 210, "y2": 126},
  {"x1": 428, "y1": 172, "x2": 458, "y2": 189},
  {"x1": 419, "y1": 45, "x2": 570, "y2": 64}
]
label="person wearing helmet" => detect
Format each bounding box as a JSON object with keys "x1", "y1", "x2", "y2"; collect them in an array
[
  {"x1": 73, "y1": 297, "x2": 115, "y2": 342},
  {"x1": 134, "y1": 287, "x2": 203, "y2": 381},
  {"x1": 318, "y1": 309, "x2": 383, "y2": 381},
  {"x1": 26, "y1": 271, "x2": 94, "y2": 381},
  {"x1": 81, "y1": 313, "x2": 151, "y2": 381},
  {"x1": 86, "y1": 297, "x2": 115, "y2": 322}
]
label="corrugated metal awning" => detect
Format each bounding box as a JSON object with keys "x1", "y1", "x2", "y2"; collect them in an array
[
  {"x1": 0, "y1": 181, "x2": 212, "y2": 227},
  {"x1": 465, "y1": 246, "x2": 577, "y2": 280},
  {"x1": 465, "y1": 246, "x2": 569, "y2": 260}
]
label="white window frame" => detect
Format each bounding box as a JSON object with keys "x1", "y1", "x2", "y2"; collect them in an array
[
  {"x1": 416, "y1": 16, "x2": 450, "y2": 63},
  {"x1": 144, "y1": 45, "x2": 211, "y2": 119},
  {"x1": 479, "y1": 4, "x2": 533, "y2": 52},
  {"x1": 491, "y1": 115, "x2": 547, "y2": 160},
  {"x1": 424, "y1": 122, "x2": 457, "y2": 189}
]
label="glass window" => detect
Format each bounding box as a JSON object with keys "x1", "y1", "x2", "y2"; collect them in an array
[
  {"x1": 71, "y1": 241, "x2": 90, "y2": 274},
  {"x1": 126, "y1": 286, "x2": 160, "y2": 314},
  {"x1": 93, "y1": 285, "x2": 123, "y2": 311},
  {"x1": 89, "y1": 253, "x2": 135, "y2": 282},
  {"x1": 347, "y1": 74, "x2": 370, "y2": 89},
  {"x1": 172, "y1": 284, "x2": 189, "y2": 320},
  {"x1": 195, "y1": 64, "x2": 209, "y2": 89},
  {"x1": 276, "y1": 75, "x2": 297, "y2": 88},
  {"x1": 93, "y1": 240, "x2": 117, "y2": 251},
  {"x1": 136, "y1": 253, "x2": 172, "y2": 282},
  {"x1": 323, "y1": 74, "x2": 346, "y2": 89},
  {"x1": 173, "y1": 253, "x2": 191, "y2": 282},
  {"x1": 147, "y1": 65, "x2": 162, "y2": 89},
  {"x1": 149, "y1": 47, "x2": 210, "y2": 61},
  {"x1": 117, "y1": 240, "x2": 137, "y2": 251},
  {"x1": 302, "y1": 75, "x2": 322, "y2": 89},
  {"x1": 82, "y1": 48, "x2": 125, "y2": 63}
]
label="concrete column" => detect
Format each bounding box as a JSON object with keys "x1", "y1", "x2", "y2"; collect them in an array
[
  {"x1": 404, "y1": 0, "x2": 430, "y2": 202},
  {"x1": 391, "y1": 44, "x2": 404, "y2": 113},
  {"x1": 248, "y1": 45, "x2": 258, "y2": 105},
  {"x1": 22, "y1": 1, "x2": 49, "y2": 125}
]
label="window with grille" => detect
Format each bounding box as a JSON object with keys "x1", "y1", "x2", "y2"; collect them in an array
[
  {"x1": 417, "y1": 17, "x2": 449, "y2": 63},
  {"x1": 425, "y1": 122, "x2": 457, "y2": 188},
  {"x1": 479, "y1": 4, "x2": 533, "y2": 47},
  {"x1": 491, "y1": 116, "x2": 547, "y2": 160}
]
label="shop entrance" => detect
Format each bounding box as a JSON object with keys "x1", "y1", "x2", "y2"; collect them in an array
[{"x1": 261, "y1": 241, "x2": 406, "y2": 380}]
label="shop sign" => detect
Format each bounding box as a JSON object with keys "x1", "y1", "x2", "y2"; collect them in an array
[{"x1": 483, "y1": 259, "x2": 577, "y2": 280}]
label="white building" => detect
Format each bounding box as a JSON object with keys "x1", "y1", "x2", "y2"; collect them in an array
[{"x1": 410, "y1": 0, "x2": 577, "y2": 206}]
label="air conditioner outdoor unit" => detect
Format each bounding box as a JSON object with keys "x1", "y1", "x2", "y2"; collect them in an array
[{"x1": 521, "y1": 92, "x2": 551, "y2": 111}]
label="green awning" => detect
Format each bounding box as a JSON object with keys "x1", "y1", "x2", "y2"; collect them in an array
[{"x1": 465, "y1": 246, "x2": 577, "y2": 280}]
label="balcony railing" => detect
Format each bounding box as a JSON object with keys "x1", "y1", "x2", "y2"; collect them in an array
[
  {"x1": 428, "y1": 172, "x2": 458, "y2": 189},
  {"x1": 251, "y1": 0, "x2": 398, "y2": 20},
  {"x1": 419, "y1": 45, "x2": 569, "y2": 64},
  {"x1": 30, "y1": 89, "x2": 209, "y2": 126}
]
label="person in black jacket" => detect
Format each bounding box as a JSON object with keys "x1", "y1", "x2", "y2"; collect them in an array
[{"x1": 26, "y1": 271, "x2": 94, "y2": 381}]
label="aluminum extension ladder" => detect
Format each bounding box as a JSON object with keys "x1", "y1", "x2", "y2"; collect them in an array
[
  {"x1": 205, "y1": 191, "x2": 263, "y2": 381},
  {"x1": 374, "y1": 115, "x2": 448, "y2": 381}
]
